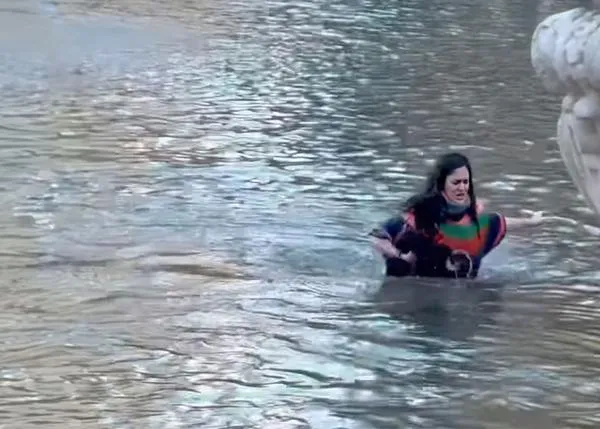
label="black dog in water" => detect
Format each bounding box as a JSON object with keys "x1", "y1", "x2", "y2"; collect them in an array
[{"x1": 385, "y1": 226, "x2": 473, "y2": 278}]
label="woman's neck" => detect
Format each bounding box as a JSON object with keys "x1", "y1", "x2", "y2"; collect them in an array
[{"x1": 442, "y1": 192, "x2": 471, "y2": 218}]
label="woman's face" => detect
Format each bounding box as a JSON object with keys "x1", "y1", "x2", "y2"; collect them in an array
[{"x1": 444, "y1": 166, "x2": 470, "y2": 204}]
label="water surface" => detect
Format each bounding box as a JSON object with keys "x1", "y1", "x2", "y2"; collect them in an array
[{"x1": 1, "y1": 0, "x2": 600, "y2": 428}]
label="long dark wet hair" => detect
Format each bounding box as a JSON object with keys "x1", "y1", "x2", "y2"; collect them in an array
[{"x1": 403, "y1": 152, "x2": 480, "y2": 236}]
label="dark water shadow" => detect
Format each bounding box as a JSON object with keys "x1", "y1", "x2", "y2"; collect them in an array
[{"x1": 370, "y1": 276, "x2": 505, "y2": 341}]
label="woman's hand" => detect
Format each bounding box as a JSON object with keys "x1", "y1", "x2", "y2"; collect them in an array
[
  {"x1": 372, "y1": 238, "x2": 400, "y2": 258},
  {"x1": 505, "y1": 210, "x2": 545, "y2": 230},
  {"x1": 399, "y1": 251, "x2": 416, "y2": 264},
  {"x1": 371, "y1": 238, "x2": 416, "y2": 263},
  {"x1": 526, "y1": 210, "x2": 545, "y2": 226}
]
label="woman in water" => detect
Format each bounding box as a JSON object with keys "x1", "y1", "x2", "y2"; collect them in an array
[{"x1": 370, "y1": 152, "x2": 544, "y2": 278}]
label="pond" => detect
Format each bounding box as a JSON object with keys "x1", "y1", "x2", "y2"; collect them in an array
[{"x1": 1, "y1": 0, "x2": 599, "y2": 428}]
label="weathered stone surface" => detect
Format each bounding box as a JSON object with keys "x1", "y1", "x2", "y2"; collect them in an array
[{"x1": 531, "y1": 7, "x2": 600, "y2": 216}]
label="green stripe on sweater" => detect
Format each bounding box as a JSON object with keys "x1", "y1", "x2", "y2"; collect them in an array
[{"x1": 438, "y1": 214, "x2": 490, "y2": 239}]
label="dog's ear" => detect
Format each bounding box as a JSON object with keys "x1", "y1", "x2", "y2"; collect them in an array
[
  {"x1": 394, "y1": 229, "x2": 418, "y2": 253},
  {"x1": 412, "y1": 195, "x2": 444, "y2": 233}
]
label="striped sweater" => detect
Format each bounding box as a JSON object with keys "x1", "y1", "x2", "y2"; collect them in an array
[{"x1": 374, "y1": 211, "x2": 507, "y2": 278}]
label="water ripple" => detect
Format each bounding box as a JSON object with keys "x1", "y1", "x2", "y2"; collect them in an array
[{"x1": 0, "y1": 0, "x2": 598, "y2": 428}]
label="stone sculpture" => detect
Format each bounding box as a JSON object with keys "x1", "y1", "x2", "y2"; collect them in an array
[{"x1": 531, "y1": 6, "x2": 600, "y2": 215}]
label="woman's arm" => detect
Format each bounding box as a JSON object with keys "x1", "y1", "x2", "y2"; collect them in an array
[
  {"x1": 371, "y1": 236, "x2": 399, "y2": 257},
  {"x1": 368, "y1": 216, "x2": 417, "y2": 265},
  {"x1": 370, "y1": 237, "x2": 416, "y2": 263},
  {"x1": 369, "y1": 216, "x2": 406, "y2": 257},
  {"x1": 371, "y1": 236, "x2": 417, "y2": 277},
  {"x1": 505, "y1": 211, "x2": 544, "y2": 231}
]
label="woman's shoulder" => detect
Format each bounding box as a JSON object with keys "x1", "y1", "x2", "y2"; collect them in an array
[
  {"x1": 476, "y1": 199, "x2": 504, "y2": 214},
  {"x1": 382, "y1": 209, "x2": 413, "y2": 227},
  {"x1": 475, "y1": 200, "x2": 505, "y2": 220},
  {"x1": 477, "y1": 211, "x2": 506, "y2": 228},
  {"x1": 476, "y1": 200, "x2": 485, "y2": 214},
  {"x1": 370, "y1": 214, "x2": 409, "y2": 239}
]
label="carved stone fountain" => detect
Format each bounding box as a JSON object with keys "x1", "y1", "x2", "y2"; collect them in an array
[{"x1": 531, "y1": 6, "x2": 600, "y2": 216}]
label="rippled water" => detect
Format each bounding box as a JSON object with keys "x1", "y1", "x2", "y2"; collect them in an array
[{"x1": 2, "y1": 0, "x2": 600, "y2": 428}]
